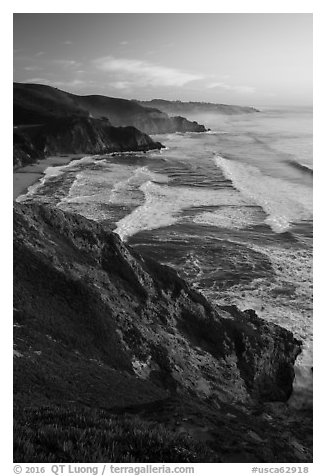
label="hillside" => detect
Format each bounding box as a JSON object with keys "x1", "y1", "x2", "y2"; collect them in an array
[
  {"x1": 13, "y1": 83, "x2": 207, "y2": 134},
  {"x1": 13, "y1": 202, "x2": 312, "y2": 463},
  {"x1": 137, "y1": 99, "x2": 260, "y2": 116},
  {"x1": 13, "y1": 116, "x2": 163, "y2": 168}
]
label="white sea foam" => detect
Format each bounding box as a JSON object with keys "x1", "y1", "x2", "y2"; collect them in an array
[
  {"x1": 115, "y1": 152, "x2": 313, "y2": 241},
  {"x1": 204, "y1": 130, "x2": 228, "y2": 135},
  {"x1": 208, "y1": 239, "x2": 312, "y2": 367},
  {"x1": 16, "y1": 166, "x2": 66, "y2": 202},
  {"x1": 58, "y1": 165, "x2": 169, "y2": 221},
  {"x1": 66, "y1": 155, "x2": 99, "y2": 167},
  {"x1": 213, "y1": 155, "x2": 312, "y2": 233},
  {"x1": 108, "y1": 166, "x2": 168, "y2": 205},
  {"x1": 16, "y1": 155, "x2": 99, "y2": 202},
  {"x1": 114, "y1": 181, "x2": 249, "y2": 241},
  {"x1": 193, "y1": 206, "x2": 261, "y2": 229}
]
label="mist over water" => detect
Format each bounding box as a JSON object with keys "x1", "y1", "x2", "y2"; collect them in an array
[{"x1": 17, "y1": 107, "x2": 313, "y2": 398}]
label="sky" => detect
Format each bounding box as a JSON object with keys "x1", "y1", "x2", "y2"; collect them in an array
[{"x1": 13, "y1": 13, "x2": 312, "y2": 106}]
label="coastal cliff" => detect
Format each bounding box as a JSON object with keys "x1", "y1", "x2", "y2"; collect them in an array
[
  {"x1": 13, "y1": 117, "x2": 163, "y2": 168},
  {"x1": 13, "y1": 202, "x2": 311, "y2": 463},
  {"x1": 137, "y1": 99, "x2": 260, "y2": 115},
  {"x1": 14, "y1": 82, "x2": 207, "y2": 135}
]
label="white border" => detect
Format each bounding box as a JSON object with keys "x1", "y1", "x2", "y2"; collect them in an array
[{"x1": 3, "y1": 2, "x2": 322, "y2": 473}]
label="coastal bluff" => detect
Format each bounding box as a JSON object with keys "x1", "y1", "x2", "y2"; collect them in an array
[
  {"x1": 13, "y1": 116, "x2": 163, "y2": 169},
  {"x1": 13, "y1": 202, "x2": 311, "y2": 462},
  {"x1": 136, "y1": 99, "x2": 260, "y2": 116},
  {"x1": 13, "y1": 82, "x2": 207, "y2": 136}
]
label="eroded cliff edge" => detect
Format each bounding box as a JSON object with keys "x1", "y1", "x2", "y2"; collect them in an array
[
  {"x1": 13, "y1": 117, "x2": 163, "y2": 169},
  {"x1": 13, "y1": 202, "x2": 312, "y2": 462},
  {"x1": 14, "y1": 82, "x2": 207, "y2": 136}
]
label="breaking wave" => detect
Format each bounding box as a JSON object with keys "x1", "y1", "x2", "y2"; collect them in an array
[
  {"x1": 213, "y1": 154, "x2": 312, "y2": 233},
  {"x1": 285, "y1": 159, "x2": 313, "y2": 175},
  {"x1": 114, "y1": 180, "x2": 255, "y2": 241}
]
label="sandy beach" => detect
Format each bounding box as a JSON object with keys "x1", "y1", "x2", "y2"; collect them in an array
[{"x1": 13, "y1": 154, "x2": 86, "y2": 200}]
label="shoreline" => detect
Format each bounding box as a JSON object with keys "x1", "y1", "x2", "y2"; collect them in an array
[
  {"x1": 13, "y1": 154, "x2": 86, "y2": 200},
  {"x1": 13, "y1": 148, "x2": 159, "y2": 201}
]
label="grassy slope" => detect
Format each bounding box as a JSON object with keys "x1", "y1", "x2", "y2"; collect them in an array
[{"x1": 14, "y1": 405, "x2": 216, "y2": 463}]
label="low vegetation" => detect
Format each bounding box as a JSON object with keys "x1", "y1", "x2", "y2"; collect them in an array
[{"x1": 14, "y1": 405, "x2": 216, "y2": 463}]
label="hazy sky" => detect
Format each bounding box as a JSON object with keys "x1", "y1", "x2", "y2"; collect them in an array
[{"x1": 13, "y1": 13, "x2": 312, "y2": 106}]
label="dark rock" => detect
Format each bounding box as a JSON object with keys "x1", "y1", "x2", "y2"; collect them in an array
[
  {"x1": 169, "y1": 116, "x2": 206, "y2": 132},
  {"x1": 14, "y1": 202, "x2": 301, "y2": 405},
  {"x1": 13, "y1": 116, "x2": 163, "y2": 168},
  {"x1": 13, "y1": 202, "x2": 311, "y2": 462},
  {"x1": 13, "y1": 82, "x2": 207, "y2": 135}
]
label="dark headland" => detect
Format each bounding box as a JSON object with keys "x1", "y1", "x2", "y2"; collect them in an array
[
  {"x1": 13, "y1": 82, "x2": 207, "y2": 169},
  {"x1": 13, "y1": 84, "x2": 312, "y2": 463}
]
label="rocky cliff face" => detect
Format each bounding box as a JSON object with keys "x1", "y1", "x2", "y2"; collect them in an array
[
  {"x1": 14, "y1": 82, "x2": 207, "y2": 135},
  {"x1": 167, "y1": 115, "x2": 206, "y2": 133},
  {"x1": 14, "y1": 202, "x2": 312, "y2": 462},
  {"x1": 119, "y1": 109, "x2": 206, "y2": 134},
  {"x1": 13, "y1": 117, "x2": 163, "y2": 168},
  {"x1": 14, "y1": 202, "x2": 300, "y2": 405},
  {"x1": 73, "y1": 95, "x2": 207, "y2": 134},
  {"x1": 14, "y1": 129, "x2": 44, "y2": 168}
]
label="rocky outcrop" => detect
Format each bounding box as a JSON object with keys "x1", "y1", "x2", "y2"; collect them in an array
[
  {"x1": 73, "y1": 95, "x2": 207, "y2": 134},
  {"x1": 13, "y1": 128, "x2": 44, "y2": 168},
  {"x1": 168, "y1": 115, "x2": 206, "y2": 133},
  {"x1": 138, "y1": 99, "x2": 260, "y2": 115},
  {"x1": 14, "y1": 202, "x2": 312, "y2": 462},
  {"x1": 13, "y1": 82, "x2": 207, "y2": 134},
  {"x1": 14, "y1": 202, "x2": 300, "y2": 406},
  {"x1": 120, "y1": 108, "x2": 206, "y2": 134},
  {"x1": 13, "y1": 117, "x2": 163, "y2": 168}
]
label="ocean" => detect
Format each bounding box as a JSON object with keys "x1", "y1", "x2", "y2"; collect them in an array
[{"x1": 17, "y1": 106, "x2": 313, "y2": 399}]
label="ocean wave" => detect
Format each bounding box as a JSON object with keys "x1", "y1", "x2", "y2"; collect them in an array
[
  {"x1": 213, "y1": 154, "x2": 312, "y2": 233},
  {"x1": 16, "y1": 155, "x2": 99, "y2": 202},
  {"x1": 193, "y1": 206, "x2": 263, "y2": 230},
  {"x1": 114, "y1": 181, "x2": 250, "y2": 241},
  {"x1": 67, "y1": 155, "x2": 100, "y2": 166},
  {"x1": 250, "y1": 243, "x2": 313, "y2": 368},
  {"x1": 285, "y1": 159, "x2": 313, "y2": 175},
  {"x1": 204, "y1": 130, "x2": 229, "y2": 135},
  {"x1": 108, "y1": 166, "x2": 168, "y2": 205},
  {"x1": 16, "y1": 166, "x2": 66, "y2": 202},
  {"x1": 205, "y1": 239, "x2": 312, "y2": 367},
  {"x1": 58, "y1": 165, "x2": 169, "y2": 222}
]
